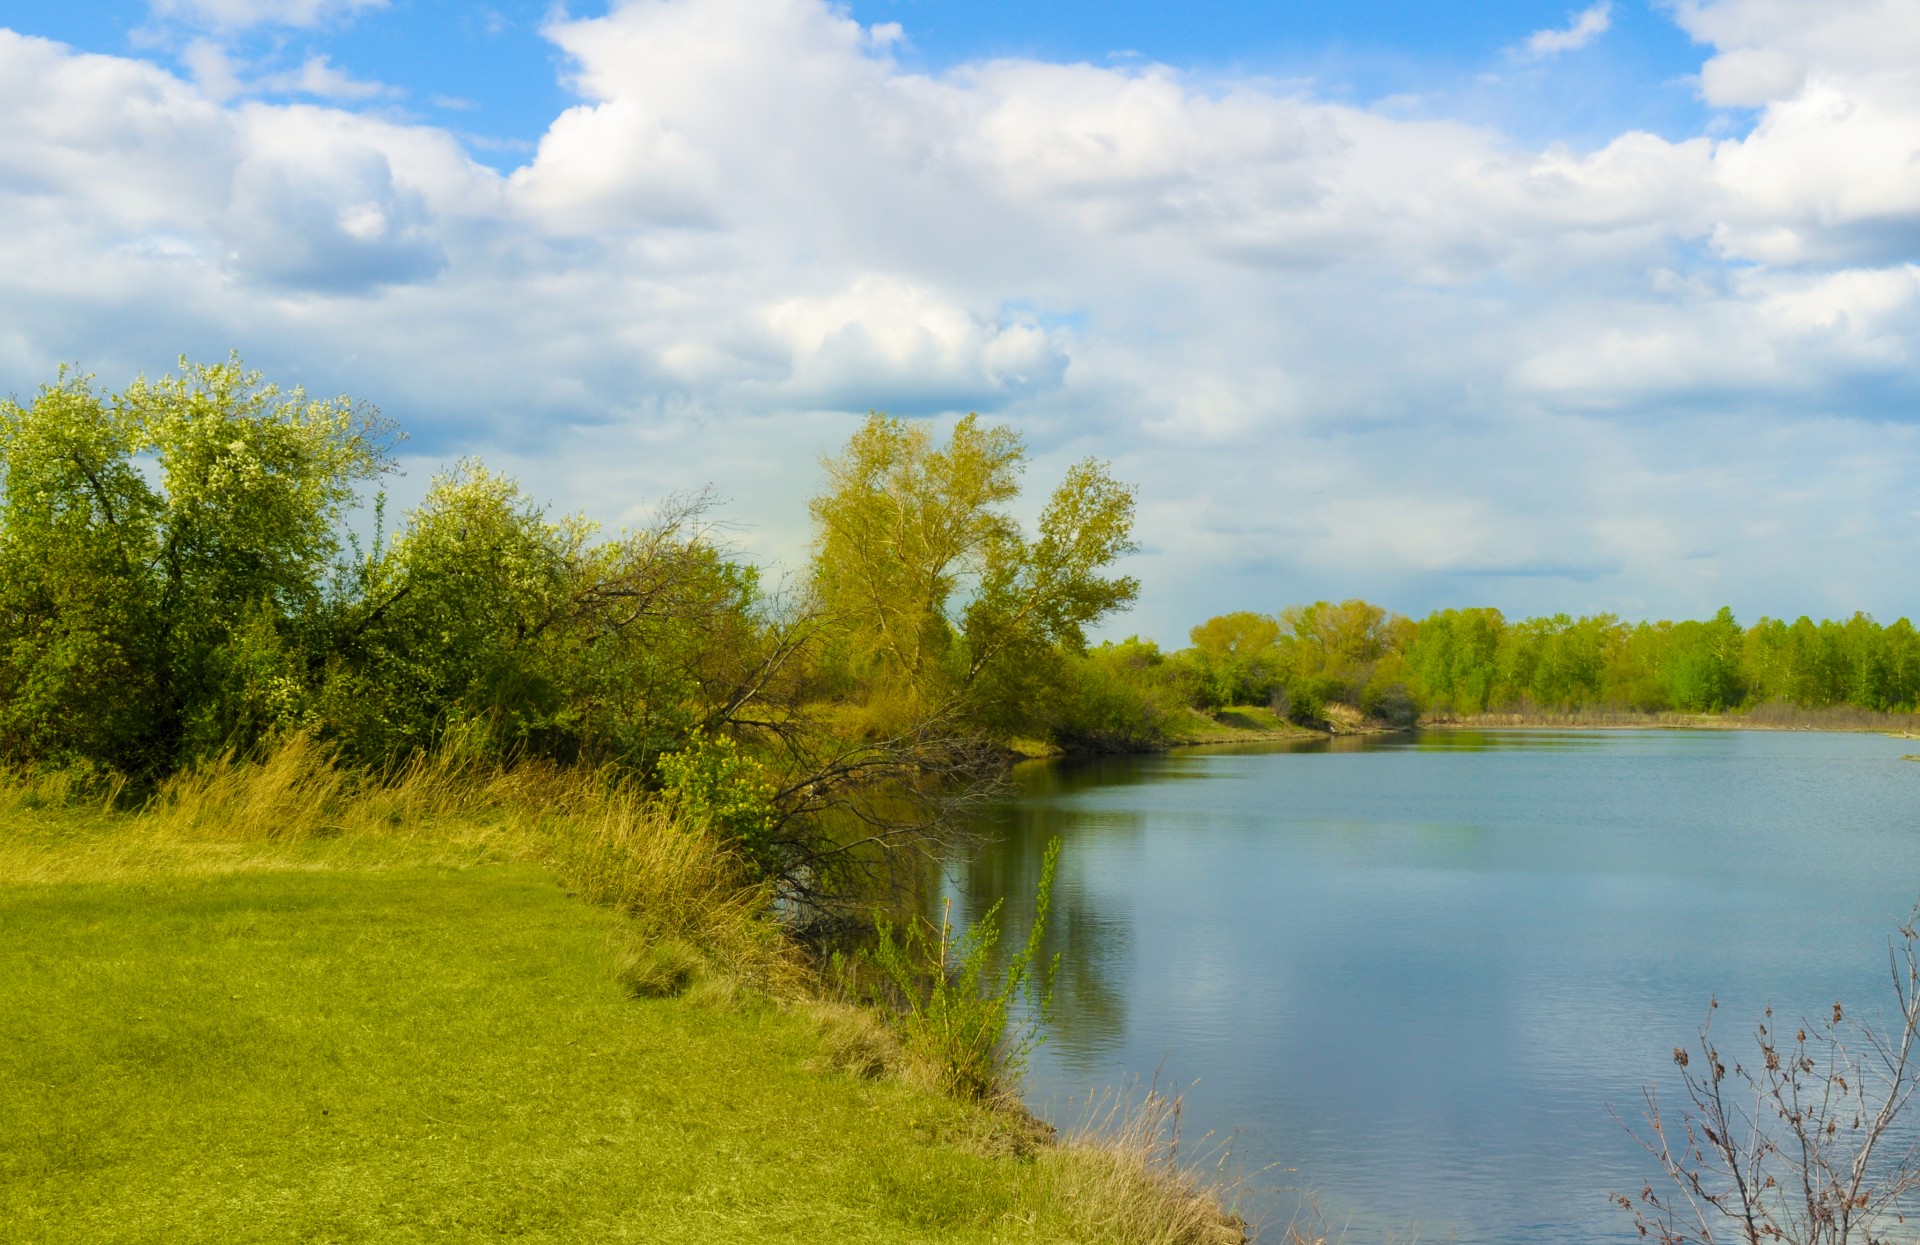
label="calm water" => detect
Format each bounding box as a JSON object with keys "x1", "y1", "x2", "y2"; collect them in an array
[{"x1": 945, "y1": 730, "x2": 1920, "y2": 1243}]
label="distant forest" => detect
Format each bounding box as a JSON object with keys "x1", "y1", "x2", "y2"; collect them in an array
[{"x1": 1094, "y1": 600, "x2": 1920, "y2": 731}]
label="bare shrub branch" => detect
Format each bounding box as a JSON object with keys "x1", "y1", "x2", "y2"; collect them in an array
[{"x1": 1615, "y1": 906, "x2": 1920, "y2": 1244}]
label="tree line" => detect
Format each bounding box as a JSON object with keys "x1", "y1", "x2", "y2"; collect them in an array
[
  {"x1": 1089, "y1": 599, "x2": 1920, "y2": 731},
  {"x1": 5, "y1": 356, "x2": 1912, "y2": 807}
]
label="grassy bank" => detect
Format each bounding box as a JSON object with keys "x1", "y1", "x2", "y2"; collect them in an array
[
  {"x1": 1165, "y1": 707, "x2": 1324, "y2": 746},
  {"x1": 0, "y1": 756, "x2": 1248, "y2": 1245}
]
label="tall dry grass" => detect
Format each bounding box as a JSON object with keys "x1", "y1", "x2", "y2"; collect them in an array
[
  {"x1": 533, "y1": 789, "x2": 798, "y2": 994},
  {"x1": 1043, "y1": 1084, "x2": 1254, "y2": 1245}
]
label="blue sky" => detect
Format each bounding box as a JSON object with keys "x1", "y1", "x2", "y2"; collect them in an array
[
  {"x1": 2, "y1": 0, "x2": 1918, "y2": 641},
  {"x1": 7, "y1": 0, "x2": 1723, "y2": 160}
]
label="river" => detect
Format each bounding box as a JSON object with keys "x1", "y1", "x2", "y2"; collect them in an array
[{"x1": 946, "y1": 729, "x2": 1920, "y2": 1243}]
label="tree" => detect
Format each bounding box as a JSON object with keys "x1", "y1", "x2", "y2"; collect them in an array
[
  {"x1": 1666, "y1": 607, "x2": 1745, "y2": 712},
  {"x1": 323, "y1": 464, "x2": 798, "y2": 772},
  {"x1": 1278, "y1": 599, "x2": 1407, "y2": 713},
  {"x1": 808, "y1": 413, "x2": 1139, "y2": 735},
  {"x1": 809, "y1": 413, "x2": 1022, "y2": 698},
  {"x1": 0, "y1": 358, "x2": 391, "y2": 773},
  {"x1": 1405, "y1": 608, "x2": 1507, "y2": 714},
  {"x1": 1186, "y1": 612, "x2": 1283, "y2": 708}
]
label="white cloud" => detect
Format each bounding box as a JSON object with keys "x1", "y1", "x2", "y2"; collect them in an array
[
  {"x1": 1521, "y1": 3, "x2": 1613, "y2": 59},
  {"x1": 180, "y1": 37, "x2": 399, "y2": 103},
  {"x1": 257, "y1": 54, "x2": 400, "y2": 101},
  {"x1": 2, "y1": 0, "x2": 1920, "y2": 637},
  {"x1": 1697, "y1": 46, "x2": 1804, "y2": 107},
  {"x1": 148, "y1": 0, "x2": 386, "y2": 32},
  {"x1": 759, "y1": 277, "x2": 1067, "y2": 410}
]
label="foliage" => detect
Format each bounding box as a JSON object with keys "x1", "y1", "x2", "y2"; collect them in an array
[
  {"x1": 657, "y1": 730, "x2": 779, "y2": 874},
  {"x1": 1046, "y1": 638, "x2": 1187, "y2": 751},
  {"x1": 809, "y1": 412, "x2": 1023, "y2": 704},
  {"x1": 1158, "y1": 599, "x2": 1416, "y2": 725},
  {"x1": 0, "y1": 359, "x2": 820, "y2": 791},
  {"x1": 1184, "y1": 612, "x2": 1284, "y2": 710},
  {"x1": 808, "y1": 413, "x2": 1139, "y2": 739},
  {"x1": 0, "y1": 358, "x2": 391, "y2": 774},
  {"x1": 1139, "y1": 600, "x2": 1920, "y2": 728},
  {"x1": 324, "y1": 465, "x2": 782, "y2": 772},
  {"x1": 1616, "y1": 910, "x2": 1920, "y2": 1244},
  {"x1": 860, "y1": 836, "x2": 1062, "y2": 1100}
]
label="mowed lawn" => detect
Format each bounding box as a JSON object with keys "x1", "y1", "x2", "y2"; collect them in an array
[{"x1": 0, "y1": 858, "x2": 1073, "y2": 1244}]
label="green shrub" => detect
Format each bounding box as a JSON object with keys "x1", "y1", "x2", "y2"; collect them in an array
[
  {"x1": 656, "y1": 731, "x2": 778, "y2": 872},
  {"x1": 860, "y1": 836, "x2": 1061, "y2": 1101}
]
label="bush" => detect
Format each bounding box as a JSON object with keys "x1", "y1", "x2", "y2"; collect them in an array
[
  {"x1": 1617, "y1": 906, "x2": 1920, "y2": 1244},
  {"x1": 657, "y1": 730, "x2": 779, "y2": 873},
  {"x1": 858, "y1": 836, "x2": 1062, "y2": 1100},
  {"x1": 1047, "y1": 653, "x2": 1178, "y2": 752},
  {"x1": 1360, "y1": 680, "x2": 1418, "y2": 728}
]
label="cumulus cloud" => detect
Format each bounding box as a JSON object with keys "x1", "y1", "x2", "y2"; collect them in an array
[
  {"x1": 1521, "y1": 3, "x2": 1613, "y2": 58},
  {"x1": 1, "y1": 0, "x2": 1919, "y2": 636},
  {"x1": 759, "y1": 277, "x2": 1067, "y2": 411}
]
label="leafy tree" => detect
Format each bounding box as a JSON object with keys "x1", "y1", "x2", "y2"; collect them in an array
[
  {"x1": 1665, "y1": 607, "x2": 1744, "y2": 712},
  {"x1": 808, "y1": 413, "x2": 1139, "y2": 737},
  {"x1": 1185, "y1": 611, "x2": 1283, "y2": 708},
  {"x1": 0, "y1": 359, "x2": 391, "y2": 773},
  {"x1": 324, "y1": 464, "x2": 778, "y2": 770},
  {"x1": 809, "y1": 413, "x2": 1023, "y2": 701},
  {"x1": 1046, "y1": 638, "x2": 1185, "y2": 750},
  {"x1": 1404, "y1": 607, "x2": 1504, "y2": 714}
]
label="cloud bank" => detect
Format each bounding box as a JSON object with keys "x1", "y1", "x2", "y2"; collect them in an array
[{"x1": 1, "y1": 0, "x2": 1918, "y2": 639}]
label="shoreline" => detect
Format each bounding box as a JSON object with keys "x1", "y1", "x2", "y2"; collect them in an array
[
  {"x1": 1420, "y1": 711, "x2": 1920, "y2": 736},
  {"x1": 1013, "y1": 706, "x2": 1920, "y2": 762}
]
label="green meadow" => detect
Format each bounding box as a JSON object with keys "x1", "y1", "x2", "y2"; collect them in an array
[{"x1": 0, "y1": 766, "x2": 1245, "y2": 1245}]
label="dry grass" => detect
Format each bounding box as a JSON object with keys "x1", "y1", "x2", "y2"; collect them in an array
[
  {"x1": 534, "y1": 788, "x2": 801, "y2": 995},
  {"x1": 1038, "y1": 1084, "x2": 1252, "y2": 1245},
  {"x1": 797, "y1": 1007, "x2": 1263, "y2": 1244},
  {"x1": 1428, "y1": 702, "x2": 1920, "y2": 733}
]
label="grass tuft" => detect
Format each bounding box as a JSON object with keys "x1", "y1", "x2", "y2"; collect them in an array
[
  {"x1": 1044, "y1": 1083, "x2": 1253, "y2": 1245},
  {"x1": 618, "y1": 936, "x2": 708, "y2": 998}
]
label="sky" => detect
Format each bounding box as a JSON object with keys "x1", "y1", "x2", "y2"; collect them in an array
[{"x1": 1, "y1": 0, "x2": 1918, "y2": 643}]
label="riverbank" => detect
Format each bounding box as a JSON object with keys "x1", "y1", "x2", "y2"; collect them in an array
[
  {"x1": 1422, "y1": 702, "x2": 1920, "y2": 734},
  {"x1": 1010, "y1": 698, "x2": 1920, "y2": 767},
  {"x1": 0, "y1": 765, "x2": 1250, "y2": 1244},
  {"x1": 1167, "y1": 706, "x2": 1353, "y2": 747}
]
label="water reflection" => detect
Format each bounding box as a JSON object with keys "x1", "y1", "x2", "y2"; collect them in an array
[
  {"x1": 940, "y1": 729, "x2": 1920, "y2": 1244},
  {"x1": 947, "y1": 792, "x2": 1138, "y2": 1066}
]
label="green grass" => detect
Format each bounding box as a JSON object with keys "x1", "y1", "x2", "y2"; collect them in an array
[
  {"x1": 0, "y1": 842, "x2": 1239, "y2": 1244},
  {"x1": 1165, "y1": 706, "x2": 1309, "y2": 743},
  {"x1": 0, "y1": 748, "x2": 1248, "y2": 1245}
]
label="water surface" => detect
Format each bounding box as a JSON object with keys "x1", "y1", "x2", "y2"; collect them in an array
[{"x1": 947, "y1": 730, "x2": 1920, "y2": 1243}]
